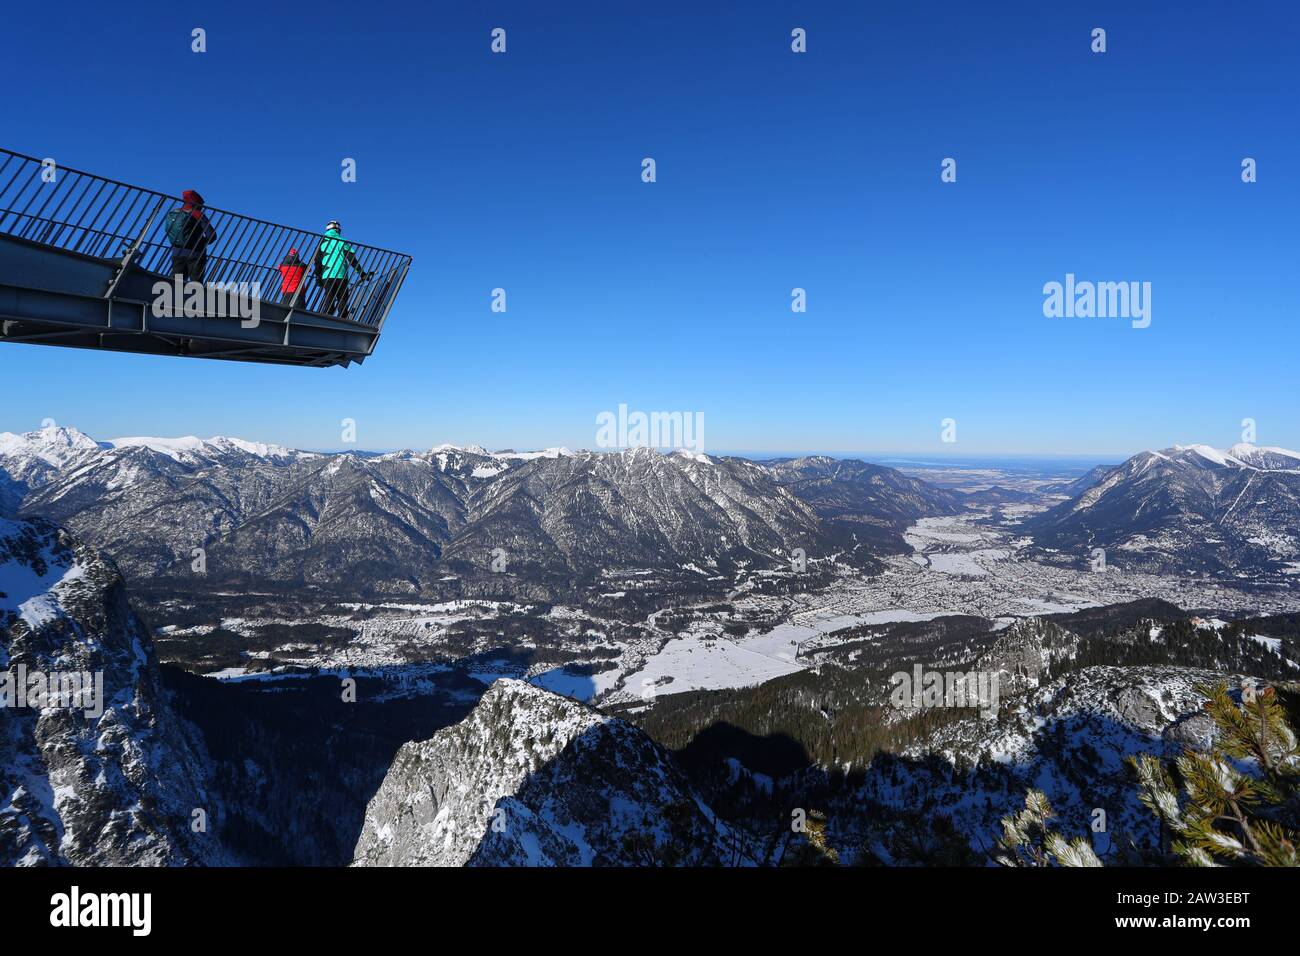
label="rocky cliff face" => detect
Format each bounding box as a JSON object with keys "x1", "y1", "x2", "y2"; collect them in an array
[
  {"x1": 0, "y1": 517, "x2": 228, "y2": 865},
  {"x1": 352, "y1": 679, "x2": 748, "y2": 866},
  {"x1": 974, "y1": 617, "x2": 1080, "y2": 697}
]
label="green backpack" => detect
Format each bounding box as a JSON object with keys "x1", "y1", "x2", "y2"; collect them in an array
[{"x1": 164, "y1": 209, "x2": 194, "y2": 246}]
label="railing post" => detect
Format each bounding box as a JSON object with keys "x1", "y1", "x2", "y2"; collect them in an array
[
  {"x1": 104, "y1": 195, "x2": 166, "y2": 299},
  {"x1": 373, "y1": 261, "x2": 410, "y2": 335}
]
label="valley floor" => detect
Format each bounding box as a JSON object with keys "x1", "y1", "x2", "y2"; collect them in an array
[{"x1": 157, "y1": 512, "x2": 1300, "y2": 709}]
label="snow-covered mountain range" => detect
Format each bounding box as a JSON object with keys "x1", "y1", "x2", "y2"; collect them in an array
[
  {"x1": 1027, "y1": 443, "x2": 1300, "y2": 577},
  {"x1": 6, "y1": 424, "x2": 1298, "y2": 591},
  {"x1": 0, "y1": 425, "x2": 959, "y2": 596}
]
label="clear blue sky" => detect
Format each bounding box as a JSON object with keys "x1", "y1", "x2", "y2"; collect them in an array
[{"x1": 2, "y1": 0, "x2": 1297, "y2": 456}]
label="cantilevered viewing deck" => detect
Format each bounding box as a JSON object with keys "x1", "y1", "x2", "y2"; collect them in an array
[{"x1": 0, "y1": 148, "x2": 412, "y2": 368}]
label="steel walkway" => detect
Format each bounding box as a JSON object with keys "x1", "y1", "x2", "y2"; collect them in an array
[{"x1": 0, "y1": 148, "x2": 412, "y2": 368}]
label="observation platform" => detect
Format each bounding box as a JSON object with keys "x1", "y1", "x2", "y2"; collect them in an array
[{"x1": 0, "y1": 148, "x2": 411, "y2": 368}]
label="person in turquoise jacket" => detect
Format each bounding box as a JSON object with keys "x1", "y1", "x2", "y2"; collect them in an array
[{"x1": 314, "y1": 220, "x2": 370, "y2": 317}]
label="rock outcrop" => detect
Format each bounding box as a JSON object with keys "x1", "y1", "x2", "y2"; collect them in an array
[
  {"x1": 0, "y1": 517, "x2": 228, "y2": 865},
  {"x1": 352, "y1": 679, "x2": 747, "y2": 866}
]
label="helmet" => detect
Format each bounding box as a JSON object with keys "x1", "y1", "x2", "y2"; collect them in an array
[{"x1": 325, "y1": 220, "x2": 341, "y2": 231}]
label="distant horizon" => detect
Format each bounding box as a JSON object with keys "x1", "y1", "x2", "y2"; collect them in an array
[{"x1": 6, "y1": 420, "x2": 1266, "y2": 469}]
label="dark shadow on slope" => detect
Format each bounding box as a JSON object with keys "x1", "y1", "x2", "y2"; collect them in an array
[
  {"x1": 767, "y1": 709, "x2": 1184, "y2": 866},
  {"x1": 163, "y1": 663, "x2": 491, "y2": 866},
  {"x1": 676, "y1": 721, "x2": 812, "y2": 780},
  {"x1": 630, "y1": 677, "x2": 1210, "y2": 865},
  {"x1": 835, "y1": 711, "x2": 1178, "y2": 865}
]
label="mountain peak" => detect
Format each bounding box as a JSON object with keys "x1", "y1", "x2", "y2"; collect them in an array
[
  {"x1": 104, "y1": 435, "x2": 304, "y2": 461},
  {"x1": 1033, "y1": 441, "x2": 1300, "y2": 576},
  {"x1": 1226, "y1": 442, "x2": 1300, "y2": 469},
  {"x1": 0, "y1": 423, "x2": 100, "y2": 449},
  {"x1": 492, "y1": 447, "x2": 577, "y2": 460},
  {"x1": 672, "y1": 448, "x2": 713, "y2": 464},
  {"x1": 1158, "y1": 442, "x2": 1300, "y2": 471},
  {"x1": 0, "y1": 424, "x2": 102, "y2": 470},
  {"x1": 1170, "y1": 444, "x2": 1237, "y2": 467},
  {"x1": 429, "y1": 442, "x2": 491, "y2": 455}
]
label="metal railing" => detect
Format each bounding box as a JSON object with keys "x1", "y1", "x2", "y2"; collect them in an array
[{"x1": 0, "y1": 147, "x2": 412, "y2": 329}]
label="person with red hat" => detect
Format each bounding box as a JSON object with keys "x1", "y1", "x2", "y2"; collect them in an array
[
  {"x1": 277, "y1": 247, "x2": 307, "y2": 308},
  {"x1": 163, "y1": 188, "x2": 217, "y2": 282}
]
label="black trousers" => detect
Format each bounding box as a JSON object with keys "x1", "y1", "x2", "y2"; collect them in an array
[
  {"x1": 320, "y1": 278, "x2": 349, "y2": 317},
  {"x1": 171, "y1": 251, "x2": 207, "y2": 282}
]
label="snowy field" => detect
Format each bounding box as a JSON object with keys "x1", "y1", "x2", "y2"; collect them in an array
[
  {"x1": 602, "y1": 513, "x2": 1300, "y2": 702},
  {"x1": 618, "y1": 631, "x2": 805, "y2": 697}
]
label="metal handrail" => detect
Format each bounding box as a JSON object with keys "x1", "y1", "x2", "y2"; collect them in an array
[{"x1": 0, "y1": 147, "x2": 412, "y2": 330}]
